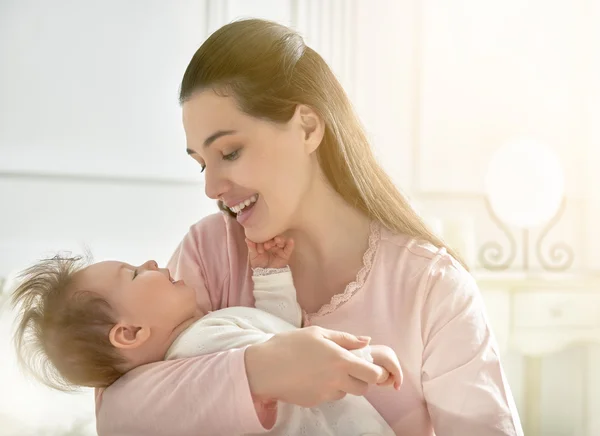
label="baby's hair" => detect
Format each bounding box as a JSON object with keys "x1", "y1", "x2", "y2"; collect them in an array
[{"x1": 11, "y1": 253, "x2": 127, "y2": 391}]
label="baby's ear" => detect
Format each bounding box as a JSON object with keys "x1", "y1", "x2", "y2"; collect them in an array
[{"x1": 109, "y1": 323, "x2": 150, "y2": 349}]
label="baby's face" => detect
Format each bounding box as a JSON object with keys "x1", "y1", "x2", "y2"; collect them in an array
[{"x1": 72, "y1": 260, "x2": 199, "y2": 340}]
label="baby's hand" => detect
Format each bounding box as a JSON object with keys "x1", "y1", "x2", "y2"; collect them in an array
[
  {"x1": 246, "y1": 236, "x2": 295, "y2": 269},
  {"x1": 369, "y1": 345, "x2": 403, "y2": 391}
]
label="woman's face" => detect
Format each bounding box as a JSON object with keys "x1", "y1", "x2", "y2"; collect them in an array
[{"x1": 182, "y1": 90, "x2": 322, "y2": 242}]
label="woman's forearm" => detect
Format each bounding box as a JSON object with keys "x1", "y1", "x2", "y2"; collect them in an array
[
  {"x1": 96, "y1": 350, "x2": 268, "y2": 436},
  {"x1": 244, "y1": 340, "x2": 280, "y2": 402}
]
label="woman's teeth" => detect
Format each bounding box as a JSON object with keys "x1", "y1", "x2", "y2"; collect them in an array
[{"x1": 230, "y1": 195, "x2": 258, "y2": 214}]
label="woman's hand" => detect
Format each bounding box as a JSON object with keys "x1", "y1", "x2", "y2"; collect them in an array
[{"x1": 245, "y1": 326, "x2": 388, "y2": 407}]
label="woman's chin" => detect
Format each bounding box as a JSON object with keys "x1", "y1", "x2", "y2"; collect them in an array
[
  {"x1": 243, "y1": 224, "x2": 278, "y2": 244},
  {"x1": 244, "y1": 228, "x2": 269, "y2": 244},
  {"x1": 242, "y1": 211, "x2": 288, "y2": 243}
]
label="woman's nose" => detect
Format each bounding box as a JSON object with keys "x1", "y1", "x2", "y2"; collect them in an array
[{"x1": 204, "y1": 167, "x2": 231, "y2": 200}]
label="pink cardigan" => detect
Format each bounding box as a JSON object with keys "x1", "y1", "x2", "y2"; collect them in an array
[{"x1": 95, "y1": 213, "x2": 523, "y2": 435}]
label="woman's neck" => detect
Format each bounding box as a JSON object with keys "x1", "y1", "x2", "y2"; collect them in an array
[{"x1": 286, "y1": 176, "x2": 372, "y2": 310}]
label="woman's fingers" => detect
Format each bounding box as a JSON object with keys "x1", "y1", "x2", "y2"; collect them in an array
[
  {"x1": 319, "y1": 327, "x2": 371, "y2": 350},
  {"x1": 306, "y1": 326, "x2": 384, "y2": 385},
  {"x1": 345, "y1": 357, "x2": 387, "y2": 385},
  {"x1": 246, "y1": 328, "x2": 392, "y2": 409},
  {"x1": 339, "y1": 375, "x2": 370, "y2": 397}
]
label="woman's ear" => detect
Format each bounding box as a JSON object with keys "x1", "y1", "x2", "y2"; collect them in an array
[
  {"x1": 109, "y1": 323, "x2": 151, "y2": 350},
  {"x1": 296, "y1": 104, "x2": 325, "y2": 155}
]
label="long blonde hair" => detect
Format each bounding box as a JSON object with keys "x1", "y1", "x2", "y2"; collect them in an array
[{"x1": 180, "y1": 19, "x2": 466, "y2": 268}]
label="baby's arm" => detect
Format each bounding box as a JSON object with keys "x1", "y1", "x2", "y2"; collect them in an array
[
  {"x1": 252, "y1": 268, "x2": 302, "y2": 328},
  {"x1": 247, "y1": 237, "x2": 302, "y2": 328},
  {"x1": 166, "y1": 311, "x2": 295, "y2": 360}
]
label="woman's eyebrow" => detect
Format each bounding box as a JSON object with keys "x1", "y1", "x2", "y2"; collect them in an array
[
  {"x1": 203, "y1": 130, "x2": 237, "y2": 147},
  {"x1": 186, "y1": 130, "x2": 238, "y2": 156}
]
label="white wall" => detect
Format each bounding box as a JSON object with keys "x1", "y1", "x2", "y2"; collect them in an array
[
  {"x1": 0, "y1": 0, "x2": 207, "y2": 182},
  {"x1": 415, "y1": 0, "x2": 589, "y2": 196},
  {"x1": 0, "y1": 177, "x2": 215, "y2": 275}
]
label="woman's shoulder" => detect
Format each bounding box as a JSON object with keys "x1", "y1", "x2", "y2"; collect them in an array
[
  {"x1": 172, "y1": 212, "x2": 247, "y2": 276},
  {"x1": 377, "y1": 225, "x2": 451, "y2": 265},
  {"x1": 373, "y1": 226, "x2": 481, "y2": 325},
  {"x1": 375, "y1": 224, "x2": 473, "y2": 291},
  {"x1": 187, "y1": 211, "x2": 238, "y2": 233},
  {"x1": 185, "y1": 212, "x2": 245, "y2": 246},
  {"x1": 169, "y1": 212, "x2": 249, "y2": 309}
]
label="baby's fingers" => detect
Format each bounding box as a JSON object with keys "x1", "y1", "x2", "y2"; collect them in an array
[
  {"x1": 376, "y1": 372, "x2": 394, "y2": 387},
  {"x1": 282, "y1": 238, "x2": 295, "y2": 257},
  {"x1": 370, "y1": 345, "x2": 403, "y2": 391},
  {"x1": 387, "y1": 358, "x2": 403, "y2": 391},
  {"x1": 263, "y1": 238, "x2": 278, "y2": 251}
]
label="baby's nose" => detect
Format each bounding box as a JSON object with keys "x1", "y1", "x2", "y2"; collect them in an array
[{"x1": 142, "y1": 260, "x2": 159, "y2": 270}]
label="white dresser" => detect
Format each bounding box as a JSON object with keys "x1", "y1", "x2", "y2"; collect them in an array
[{"x1": 476, "y1": 273, "x2": 600, "y2": 436}]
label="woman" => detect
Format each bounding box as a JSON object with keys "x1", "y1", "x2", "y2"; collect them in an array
[{"x1": 95, "y1": 19, "x2": 523, "y2": 436}]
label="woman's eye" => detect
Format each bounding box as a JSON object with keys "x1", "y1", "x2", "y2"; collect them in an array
[
  {"x1": 223, "y1": 149, "x2": 240, "y2": 161},
  {"x1": 200, "y1": 164, "x2": 206, "y2": 173}
]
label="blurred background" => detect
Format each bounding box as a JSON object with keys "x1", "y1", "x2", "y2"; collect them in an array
[{"x1": 1, "y1": 0, "x2": 599, "y2": 435}]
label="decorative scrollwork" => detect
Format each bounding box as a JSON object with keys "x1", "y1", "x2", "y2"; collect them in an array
[
  {"x1": 478, "y1": 198, "x2": 517, "y2": 270},
  {"x1": 535, "y1": 196, "x2": 574, "y2": 271}
]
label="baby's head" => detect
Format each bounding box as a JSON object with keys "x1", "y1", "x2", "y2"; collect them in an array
[{"x1": 11, "y1": 254, "x2": 199, "y2": 390}]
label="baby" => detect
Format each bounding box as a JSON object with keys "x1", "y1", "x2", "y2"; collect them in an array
[{"x1": 12, "y1": 236, "x2": 401, "y2": 436}]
